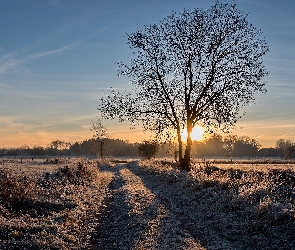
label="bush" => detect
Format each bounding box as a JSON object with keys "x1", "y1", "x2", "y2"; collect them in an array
[
  {"x1": 137, "y1": 140, "x2": 159, "y2": 159},
  {"x1": 55, "y1": 161, "x2": 101, "y2": 185},
  {"x1": 0, "y1": 169, "x2": 37, "y2": 212}
]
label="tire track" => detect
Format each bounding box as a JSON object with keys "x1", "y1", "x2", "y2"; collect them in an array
[{"x1": 90, "y1": 163, "x2": 205, "y2": 249}]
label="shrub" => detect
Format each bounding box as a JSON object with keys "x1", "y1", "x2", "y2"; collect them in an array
[
  {"x1": 0, "y1": 169, "x2": 37, "y2": 212},
  {"x1": 54, "y1": 161, "x2": 102, "y2": 185},
  {"x1": 137, "y1": 140, "x2": 159, "y2": 159}
]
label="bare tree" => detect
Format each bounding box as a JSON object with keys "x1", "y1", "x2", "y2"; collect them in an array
[
  {"x1": 49, "y1": 140, "x2": 69, "y2": 155},
  {"x1": 90, "y1": 118, "x2": 110, "y2": 159},
  {"x1": 223, "y1": 134, "x2": 238, "y2": 158},
  {"x1": 99, "y1": 1, "x2": 269, "y2": 170},
  {"x1": 276, "y1": 139, "x2": 293, "y2": 159}
]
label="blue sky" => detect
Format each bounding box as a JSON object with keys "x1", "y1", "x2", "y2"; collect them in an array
[{"x1": 0, "y1": 0, "x2": 294, "y2": 148}]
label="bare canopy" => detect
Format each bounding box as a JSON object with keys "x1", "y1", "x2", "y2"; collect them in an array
[{"x1": 99, "y1": 1, "x2": 269, "y2": 170}]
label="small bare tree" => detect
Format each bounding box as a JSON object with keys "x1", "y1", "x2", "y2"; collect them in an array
[
  {"x1": 99, "y1": 1, "x2": 269, "y2": 170},
  {"x1": 90, "y1": 118, "x2": 110, "y2": 159}
]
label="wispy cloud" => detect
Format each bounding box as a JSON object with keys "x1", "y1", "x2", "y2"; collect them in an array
[
  {"x1": 0, "y1": 82, "x2": 48, "y2": 99},
  {"x1": 282, "y1": 132, "x2": 293, "y2": 137},
  {"x1": 0, "y1": 114, "x2": 97, "y2": 147},
  {"x1": 59, "y1": 113, "x2": 99, "y2": 124},
  {"x1": 240, "y1": 121, "x2": 295, "y2": 130},
  {"x1": 0, "y1": 53, "x2": 20, "y2": 74},
  {"x1": 0, "y1": 28, "x2": 105, "y2": 76},
  {"x1": 28, "y1": 41, "x2": 79, "y2": 60},
  {"x1": 0, "y1": 113, "x2": 97, "y2": 135},
  {"x1": 0, "y1": 116, "x2": 37, "y2": 132},
  {"x1": 0, "y1": 40, "x2": 80, "y2": 75},
  {"x1": 48, "y1": 0, "x2": 67, "y2": 11}
]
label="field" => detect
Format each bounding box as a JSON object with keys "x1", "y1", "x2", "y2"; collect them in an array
[{"x1": 0, "y1": 158, "x2": 294, "y2": 249}]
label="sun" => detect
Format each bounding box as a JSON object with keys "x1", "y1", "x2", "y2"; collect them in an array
[{"x1": 181, "y1": 126, "x2": 204, "y2": 141}]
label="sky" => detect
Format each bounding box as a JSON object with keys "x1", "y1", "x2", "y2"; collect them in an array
[{"x1": 0, "y1": 0, "x2": 294, "y2": 148}]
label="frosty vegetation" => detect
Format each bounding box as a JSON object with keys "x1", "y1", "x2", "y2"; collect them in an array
[
  {"x1": 0, "y1": 158, "x2": 114, "y2": 249},
  {"x1": 0, "y1": 158, "x2": 294, "y2": 249}
]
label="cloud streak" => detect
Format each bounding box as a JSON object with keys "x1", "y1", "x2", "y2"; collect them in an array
[
  {"x1": 0, "y1": 40, "x2": 80, "y2": 75},
  {"x1": 0, "y1": 53, "x2": 20, "y2": 74},
  {"x1": 0, "y1": 28, "x2": 105, "y2": 76},
  {"x1": 48, "y1": 0, "x2": 67, "y2": 10},
  {"x1": 28, "y1": 42, "x2": 79, "y2": 59}
]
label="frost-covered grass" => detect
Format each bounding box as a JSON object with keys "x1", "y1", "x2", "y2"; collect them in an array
[
  {"x1": 93, "y1": 161, "x2": 206, "y2": 249},
  {"x1": 131, "y1": 159, "x2": 295, "y2": 249},
  {"x1": 1, "y1": 158, "x2": 294, "y2": 249},
  {"x1": 0, "y1": 158, "x2": 113, "y2": 249}
]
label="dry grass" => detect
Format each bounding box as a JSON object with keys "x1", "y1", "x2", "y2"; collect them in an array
[
  {"x1": 1, "y1": 157, "x2": 294, "y2": 249},
  {"x1": 0, "y1": 158, "x2": 114, "y2": 249},
  {"x1": 133, "y1": 159, "x2": 295, "y2": 249}
]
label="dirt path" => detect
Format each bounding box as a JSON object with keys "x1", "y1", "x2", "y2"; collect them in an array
[{"x1": 89, "y1": 162, "x2": 234, "y2": 250}]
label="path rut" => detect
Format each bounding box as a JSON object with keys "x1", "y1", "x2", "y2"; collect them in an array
[{"x1": 89, "y1": 162, "x2": 233, "y2": 250}]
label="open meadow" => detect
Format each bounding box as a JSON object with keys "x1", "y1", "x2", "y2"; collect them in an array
[{"x1": 0, "y1": 157, "x2": 294, "y2": 249}]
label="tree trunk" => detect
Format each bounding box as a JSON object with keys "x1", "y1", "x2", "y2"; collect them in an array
[
  {"x1": 182, "y1": 121, "x2": 193, "y2": 171},
  {"x1": 177, "y1": 126, "x2": 183, "y2": 168},
  {"x1": 100, "y1": 140, "x2": 104, "y2": 159}
]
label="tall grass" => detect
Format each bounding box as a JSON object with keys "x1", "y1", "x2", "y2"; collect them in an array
[{"x1": 0, "y1": 159, "x2": 114, "y2": 249}]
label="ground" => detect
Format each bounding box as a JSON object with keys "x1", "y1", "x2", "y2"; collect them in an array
[{"x1": 0, "y1": 158, "x2": 295, "y2": 249}]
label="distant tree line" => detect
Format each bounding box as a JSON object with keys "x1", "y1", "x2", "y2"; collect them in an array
[
  {"x1": 191, "y1": 136, "x2": 295, "y2": 159},
  {"x1": 0, "y1": 136, "x2": 294, "y2": 159},
  {"x1": 0, "y1": 139, "x2": 138, "y2": 158},
  {"x1": 274, "y1": 139, "x2": 295, "y2": 159}
]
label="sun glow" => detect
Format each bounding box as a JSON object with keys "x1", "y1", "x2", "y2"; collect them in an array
[{"x1": 181, "y1": 126, "x2": 204, "y2": 141}]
